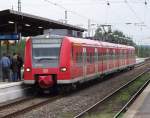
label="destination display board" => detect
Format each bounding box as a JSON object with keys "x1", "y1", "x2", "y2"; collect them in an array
[{"x1": 0, "y1": 33, "x2": 19, "y2": 40}]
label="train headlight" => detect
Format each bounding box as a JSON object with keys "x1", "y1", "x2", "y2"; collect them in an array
[
  {"x1": 60, "y1": 67, "x2": 67, "y2": 72},
  {"x1": 26, "y1": 68, "x2": 31, "y2": 72}
]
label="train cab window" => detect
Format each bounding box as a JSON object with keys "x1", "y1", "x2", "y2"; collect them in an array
[{"x1": 32, "y1": 43, "x2": 60, "y2": 68}]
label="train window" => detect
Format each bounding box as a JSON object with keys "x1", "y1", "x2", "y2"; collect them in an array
[
  {"x1": 107, "y1": 52, "x2": 109, "y2": 60},
  {"x1": 113, "y1": 50, "x2": 115, "y2": 60},
  {"x1": 90, "y1": 52, "x2": 93, "y2": 63},
  {"x1": 106, "y1": 49, "x2": 109, "y2": 60},
  {"x1": 75, "y1": 52, "x2": 82, "y2": 64},
  {"x1": 80, "y1": 52, "x2": 83, "y2": 63},
  {"x1": 95, "y1": 49, "x2": 98, "y2": 62},
  {"x1": 76, "y1": 52, "x2": 79, "y2": 63},
  {"x1": 86, "y1": 52, "x2": 94, "y2": 64},
  {"x1": 98, "y1": 52, "x2": 102, "y2": 61},
  {"x1": 102, "y1": 52, "x2": 104, "y2": 61},
  {"x1": 105, "y1": 52, "x2": 107, "y2": 60},
  {"x1": 92, "y1": 52, "x2": 94, "y2": 63},
  {"x1": 103, "y1": 52, "x2": 106, "y2": 60},
  {"x1": 87, "y1": 52, "x2": 89, "y2": 63}
]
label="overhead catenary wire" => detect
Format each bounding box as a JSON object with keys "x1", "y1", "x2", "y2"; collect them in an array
[
  {"x1": 43, "y1": 0, "x2": 149, "y2": 26},
  {"x1": 44, "y1": 0, "x2": 98, "y2": 23},
  {"x1": 63, "y1": 0, "x2": 149, "y2": 5},
  {"x1": 124, "y1": 0, "x2": 144, "y2": 23},
  {"x1": 43, "y1": 0, "x2": 150, "y2": 37}
]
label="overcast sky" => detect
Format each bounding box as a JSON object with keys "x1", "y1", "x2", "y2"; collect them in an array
[{"x1": 0, "y1": 0, "x2": 150, "y2": 45}]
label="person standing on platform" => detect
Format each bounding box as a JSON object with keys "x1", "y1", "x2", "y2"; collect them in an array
[
  {"x1": 0, "y1": 53, "x2": 11, "y2": 82},
  {"x1": 17, "y1": 53, "x2": 23, "y2": 81},
  {"x1": 11, "y1": 53, "x2": 19, "y2": 82}
]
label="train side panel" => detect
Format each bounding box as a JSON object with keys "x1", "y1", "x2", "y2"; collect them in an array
[
  {"x1": 24, "y1": 38, "x2": 34, "y2": 84},
  {"x1": 57, "y1": 38, "x2": 72, "y2": 83}
]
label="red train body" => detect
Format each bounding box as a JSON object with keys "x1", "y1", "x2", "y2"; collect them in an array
[{"x1": 24, "y1": 35, "x2": 135, "y2": 89}]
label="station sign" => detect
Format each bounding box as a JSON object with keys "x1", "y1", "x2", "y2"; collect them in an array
[{"x1": 0, "y1": 33, "x2": 20, "y2": 40}]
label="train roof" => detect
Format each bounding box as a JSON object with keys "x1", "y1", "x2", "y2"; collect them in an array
[
  {"x1": 66, "y1": 36, "x2": 134, "y2": 49},
  {"x1": 30, "y1": 35, "x2": 135, "y2": 50},
  {"x1": 66, "y1": 36, "x2": 101, "y2": 46}
]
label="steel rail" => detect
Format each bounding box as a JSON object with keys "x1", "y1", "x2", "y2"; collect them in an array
[
  {"x1": 74, "y1": 69, "x2": 149, "y2": 118},
  {"x1": 0, "y1": 96, "x2": 35, "y2": 111},
  {"x1": 1, "y1": 95, "x2": 61, "y2": 118},
  {"x1": 135, "y1": 62, "x2": 145, "y2": 68}
]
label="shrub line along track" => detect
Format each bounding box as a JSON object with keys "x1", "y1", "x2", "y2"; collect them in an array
[
  {"x1": 74, "y1": 67, "x2": 150, "y2": 118},
  {"x1": 0, "y1": 62, "x2": 146, "y2": 118}
]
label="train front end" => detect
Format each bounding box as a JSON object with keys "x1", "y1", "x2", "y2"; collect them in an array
[{"x1": 24, "y1": 35, "x2": 70, "y2": 89}]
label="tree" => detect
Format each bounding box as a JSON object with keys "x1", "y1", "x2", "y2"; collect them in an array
[{"x1": 94, "y1": 29, "x2": 135, "y2": 46}]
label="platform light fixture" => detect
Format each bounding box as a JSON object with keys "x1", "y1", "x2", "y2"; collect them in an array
[
  {"x1": 25, "y1": 24, "x2": 31, "y2": 27},
  {"x1": 8, "y1": 21, "x2": 14, "y2": 24},
  {"x1": 38, "y1": 26, "x2": 43, "y2": 29}
]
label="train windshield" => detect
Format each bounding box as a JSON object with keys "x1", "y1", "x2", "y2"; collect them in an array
[{"x1": 32, "y1": 40, "x2": 61, "y2": 68}]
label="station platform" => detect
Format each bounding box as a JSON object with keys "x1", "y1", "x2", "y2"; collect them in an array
[
  {"x1": 0, "y1": 80, "x2": 32, "y2": 103},
  {"x1": 124, "y1": 84, "x2": 150, "y2": 118}
]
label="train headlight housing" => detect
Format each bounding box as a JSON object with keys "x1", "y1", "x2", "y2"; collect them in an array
[
  {"x1": 60, "y1": 67, "x2": 67, "y2": 72},
  {"x1": 26, "y1": 68, "x2": 31, "y2": 72}
]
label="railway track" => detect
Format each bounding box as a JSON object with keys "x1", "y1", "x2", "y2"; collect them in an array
[
  {"x1": 0, "y1": 61, "x2": 146, "y2": 118},
  {"x1": 114, "y1": 71, "x2": 150, "y2": 118},
  {"x1": 0, "y1": 95, "x2": 61, "y2": 118},
  {"x1": 74, "y1": 68, "x2": 150, "y2": 118}
]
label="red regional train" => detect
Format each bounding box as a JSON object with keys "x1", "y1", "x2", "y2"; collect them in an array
[{"x1": 24, "y1": 35, "x2": 135, "y2": 90}]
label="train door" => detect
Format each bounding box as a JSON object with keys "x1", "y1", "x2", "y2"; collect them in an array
[
  {"x1": 98, "y1": 47, "x2": 103, "y2": 74},
  {"x1": 127, "y1": 49, "x2": 129, "y2": 65},
  {"x1": 95, "y1": 48, "x2": 98, "y2": 73},
  {"x1": 83, "y1": 47, "x2": 87, "y2": 79},
  {"x1": 102, "y1": 48, "x2": 107, "y2": 72},
  {"x1": 125, "y1": 49, "x2": 127, "y2": 65},
  {"x1": 106, "y1": 49, "x2": 109, "y2": 71},
  {"x1": 113, "y1": 49, "x2": 115, "y2": 69}
]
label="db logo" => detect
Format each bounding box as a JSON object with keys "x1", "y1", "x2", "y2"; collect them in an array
[{"x1": 43, "y1": 69, "x2": 48, "y2": 73}]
